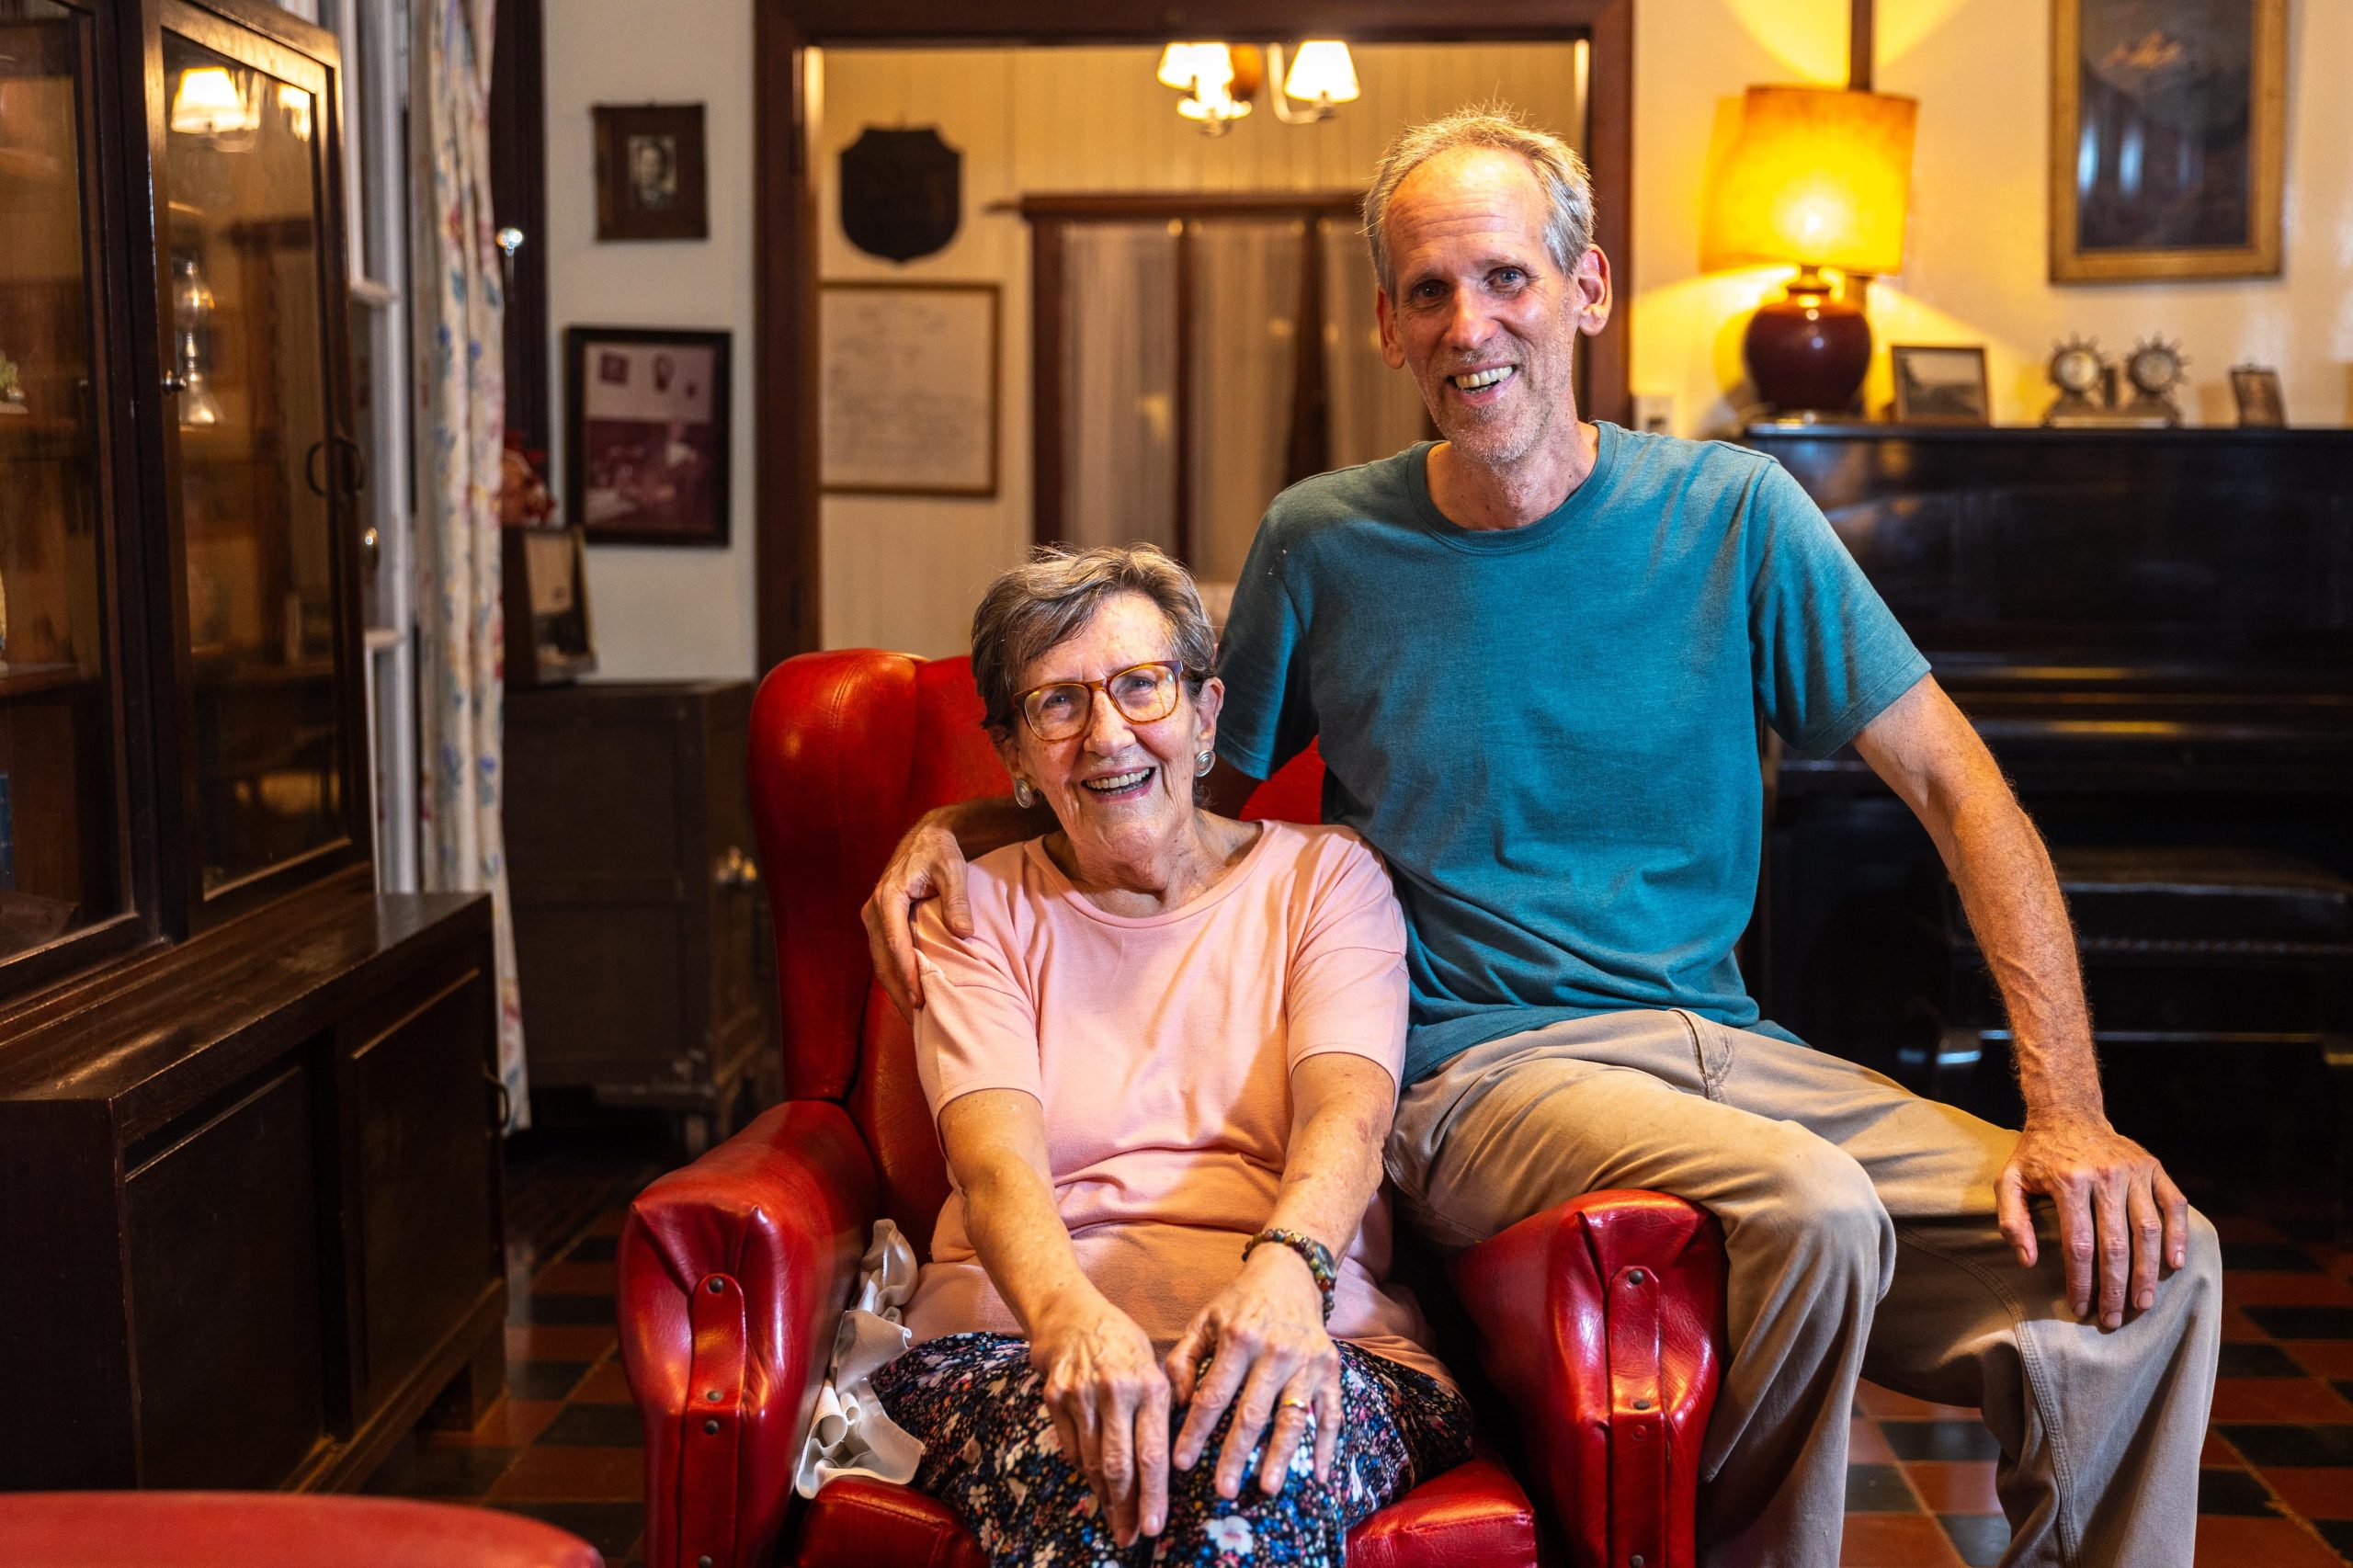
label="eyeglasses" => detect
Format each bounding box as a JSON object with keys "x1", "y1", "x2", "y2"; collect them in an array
[{"x1": 1013, "y1": 660, "x2": 1193, "y2": 742}]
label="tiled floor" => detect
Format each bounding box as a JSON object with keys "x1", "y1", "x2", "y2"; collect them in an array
[{"x1": 371, "y1": 1135, "x2": 2353, "y2": 1568}]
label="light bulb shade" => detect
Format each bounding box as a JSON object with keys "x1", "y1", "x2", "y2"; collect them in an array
[
  {"x1": 1158, "y1": 41, "x2": 1235, "y2": 95},
  {"x1": 1282, "y1": 40, "x2": 1358, "y2": 105},
  {"x1": 169, "y1": 65, "x2": 254, "y2": 137},
  {"x1": 1177, "y1": 86, "x2": 1251, "y2": 124},
  {"x1": 1704, "y1": 85, "x2": 1915, "y2": 275},
  {"x1": 1157, "y1": 43, "x2": 1202, "y2": 89}
]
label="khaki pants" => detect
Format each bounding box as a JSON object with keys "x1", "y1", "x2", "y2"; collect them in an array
[{"x1": 1386, "y1": 1010, "x2": 2222, "y2": 1568}]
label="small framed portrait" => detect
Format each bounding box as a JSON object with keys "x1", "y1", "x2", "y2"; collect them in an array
[
  {"x1": 593, "y1": 104, "x2": 708, "y2": 241},
  {"x1": 2230, "y1": 365, "x2": 2286, "y2": 427},
  {"x1": 1890, "y1": 345, "x2": 1992, "y2": 426},
  {"x1": 564, "y1": 326, "x2": 732, "y2": 546}
]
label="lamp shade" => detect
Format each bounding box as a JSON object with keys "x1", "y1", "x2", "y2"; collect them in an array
[
  {"x1": 1282, "y1": 41, "x2": 1358, "y2": 105},
  {"x1": 1705, "y1": 85, "x2": 1915, "y2": 275}
]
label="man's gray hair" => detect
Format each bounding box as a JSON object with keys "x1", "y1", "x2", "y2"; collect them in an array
[
  {"x1": 1362, "y1": 105, "x2": 1596, "y2": 297},
  {"x1": 970, "y1": 543, "x2": 1216, "y2": 737}
]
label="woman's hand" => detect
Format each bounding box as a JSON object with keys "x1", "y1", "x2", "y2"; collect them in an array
[
  {"x1": 1165, "y1": 1244, "x2": 1344, "y2": 1500},
  {"x1": 1029, "y1": 1291, "x2": 1172, "y2": 1546}
]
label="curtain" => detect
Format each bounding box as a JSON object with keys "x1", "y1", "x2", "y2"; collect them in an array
[
  {"x1": 1061, "y1": 223, "x2": 1177, "y2": 553},
  {"x1": 1323, "y1": 219, "x2": 1436, "y2": 471},
  {"x1": 1188, "y1": 221, "x2": 1301, "y2": 587},
  {"x1": 412, "y1": 0, "x2": 526, "y2": 1129}
]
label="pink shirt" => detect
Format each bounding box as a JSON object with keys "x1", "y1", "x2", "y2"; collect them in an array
[{"x1": 907, "y1": 820, "x2": 1446, "y2": 1382}]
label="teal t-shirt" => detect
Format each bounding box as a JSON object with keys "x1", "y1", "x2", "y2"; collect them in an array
[{"x1": 1215, "y1": 423, "x2": 1931, "y2": 1084}]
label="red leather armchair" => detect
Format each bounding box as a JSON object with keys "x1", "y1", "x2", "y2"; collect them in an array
[{"x1": 619, "y1": 651, "x2": 1728, "y2": 1568}]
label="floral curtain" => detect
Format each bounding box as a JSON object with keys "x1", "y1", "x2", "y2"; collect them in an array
[{"x1": 412, "y1": 0, "x2": 527, "y2": 1128}]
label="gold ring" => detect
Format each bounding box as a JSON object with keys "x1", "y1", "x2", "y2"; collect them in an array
[{"x1": 1279, "y1": 1396, "x2": 1311, "y2": 1410}]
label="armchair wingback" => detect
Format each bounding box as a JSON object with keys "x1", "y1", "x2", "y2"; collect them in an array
[{"x1": 620, "y1": 649, "x2": 1727, "y2": 1568}]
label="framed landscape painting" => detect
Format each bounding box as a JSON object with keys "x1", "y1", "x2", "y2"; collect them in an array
[{"x1": 2049, "y1": 0, "x2": 2285, "y2": 281}]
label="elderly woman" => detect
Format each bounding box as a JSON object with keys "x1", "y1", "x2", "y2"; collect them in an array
[{"x1": 867, "y1": 544, "x2": 1471, "y2": 1565}]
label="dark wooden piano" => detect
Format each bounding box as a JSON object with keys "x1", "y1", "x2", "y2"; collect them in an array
[{"x1": 1742, "y1": 423, "x2": 2353, "y2": 1154}]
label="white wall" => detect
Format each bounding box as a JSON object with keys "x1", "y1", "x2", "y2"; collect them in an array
[
  {"x1": 1630, "y1": 0, "x2": 2353, "y2": 436},
  {"x1": 543, "y1": 0, "x2": 757, "y2": 679}
]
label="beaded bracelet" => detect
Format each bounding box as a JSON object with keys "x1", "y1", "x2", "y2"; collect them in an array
[{"x1": 1245, "y1": 1227, "x2": 1337, "y2": 1323}]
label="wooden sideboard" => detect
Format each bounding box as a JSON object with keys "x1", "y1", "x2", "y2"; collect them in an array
[
  {"x1": 0, "y1": 878, "x2": 505, "y2": 1491},
  {"x1": 506, "y1": 680, "x2": 769, "y2": 1152}
]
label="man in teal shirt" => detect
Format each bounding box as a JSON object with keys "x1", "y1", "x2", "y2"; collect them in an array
[{"x1": 870, "y1": 109, "x2": 2219, "y2": 1567}]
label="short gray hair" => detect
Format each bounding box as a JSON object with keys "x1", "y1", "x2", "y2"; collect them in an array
[
  {"x1": 1362, "y1": 105, "x2": 1596, "y2": 297},
  {"x1": 970, "y1": 544, "x2": 1215, "y2": 737}
]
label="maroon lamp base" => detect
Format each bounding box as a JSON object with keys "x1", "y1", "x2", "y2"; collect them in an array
[{"x1": 1744, "y1": 268, "x2": 1870, "y2": 415}]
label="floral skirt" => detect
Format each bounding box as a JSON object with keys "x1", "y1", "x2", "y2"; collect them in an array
[{"x1": 869, "y1": 1332, "x2": 1472, "y2": 1567}]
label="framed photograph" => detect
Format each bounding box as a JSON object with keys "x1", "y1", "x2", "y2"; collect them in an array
[
  {"x1": 501, "y1": 526, "x2": 597, "y2": 687},
  {"x1": 2050, "y1": 0, "x2": 2285, "y2": 281},
  {"x1": 563, "y1": 326, "x2": 732, "y2": 546},
  {"x1": 594, "y1": 104, "x2": 709, "y2": 241},
  {"x1": 2230, "y1": 365, "x2": 2286, "y2": 427},
  {"x1": 820, "y1": 281, "x2": 999, "y2": 498},
  {"x1": 1890, "y1": 345, "x2": 1992, "y2": 425}
]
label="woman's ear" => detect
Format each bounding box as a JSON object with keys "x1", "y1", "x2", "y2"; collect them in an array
[
  {"x1": 991, "y1": 728, "x2": 1026, "y2": 790},
  {"x1": 1193, "y1": 676, "x2": 1225, "y2": 756}
]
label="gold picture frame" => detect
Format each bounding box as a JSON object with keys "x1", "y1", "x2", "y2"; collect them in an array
[{"x1": 2049, "y1": 0, "x2": 2285, "y2": 282}]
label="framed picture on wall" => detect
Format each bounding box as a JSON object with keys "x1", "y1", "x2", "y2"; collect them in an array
[
  {"x1": 2049, "y1": 0, "x2": 2286, "y2": 281},
  {"x1": 563, "y1": 326, "x2": 732, "y2": 546},
  {"x1": 1890, "y1": 345, "x2": 1991, "y2": 425},
  {"x1": 593, "y1": 104, "x2": 709, "y2": 241},
  {"x1": 820, "y1": 281, "x2": 1000, "y2": 498}
]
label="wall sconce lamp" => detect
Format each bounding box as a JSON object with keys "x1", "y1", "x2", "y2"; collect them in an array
[
  {"x1": 1704, "y1": 85, "x2": 1915, "y2": 414},
  {"x1": 1156, "y1": 40, "x2": 1358, "y2": 136}
]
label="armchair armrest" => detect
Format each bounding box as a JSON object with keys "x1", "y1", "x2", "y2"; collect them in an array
[
  {"x1": 620, "y1": 1101, "x2": 881, "y2": 1568},
  {"x1": 1449, "y1": 1189, "x2": 1726, "y2": 1568}
]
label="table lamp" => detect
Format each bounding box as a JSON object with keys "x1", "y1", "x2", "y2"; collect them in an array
[{"x1": 1706, "y1": 85, "x2": 1915, "y2": 415}]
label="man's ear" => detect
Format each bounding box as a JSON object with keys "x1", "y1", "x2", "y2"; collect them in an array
[
  {"x1": 1572, "y1": 244, "x2": 1613, "y2": 337},
  {"x1": 1375, "y1": 289, "x2": 1406, "y2": 370}
]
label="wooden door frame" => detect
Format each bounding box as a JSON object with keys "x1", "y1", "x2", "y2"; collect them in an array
[{"x1": 755, "y1": 0, "x2": 1635, "y2": 671}]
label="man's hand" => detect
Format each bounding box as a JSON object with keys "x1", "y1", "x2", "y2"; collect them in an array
[
  {"x1": 1996, "y1": 1110, "x2": 2189, "y2": 1330},
  {"x1": 1165, "y1": 1244, "x2": 1344, "y2": 1500},
  {"x1": 1029, "y1": 1292, "x2": 1172, "y2": 1546},
  {"x1": 858, "y1": 812, "x2": 972, "y2": 1016}
]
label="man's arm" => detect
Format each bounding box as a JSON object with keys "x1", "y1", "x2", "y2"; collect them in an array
[
  {"x1": 862, "y1": 764, "x2": 1264, "y2": 1015},
  {"x1": 1851, "y1": 676, "x2": 2189, "y2": 1328},
  {"x1": 861, "y1": 797, "x2": 1051, "y2": 1015}
]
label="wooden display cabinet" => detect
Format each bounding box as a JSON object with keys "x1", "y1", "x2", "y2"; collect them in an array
[{"x1": 0, "y1": 0, "x2": 506, "y2": 1492}]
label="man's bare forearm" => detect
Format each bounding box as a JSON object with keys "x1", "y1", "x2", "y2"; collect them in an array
[
  {"x1": 926, "y1": 795, "x2": 1057, "y2": 858},
  {"x1": 1938, "y1": 786, "x2": 2104, "y2": 1124}
]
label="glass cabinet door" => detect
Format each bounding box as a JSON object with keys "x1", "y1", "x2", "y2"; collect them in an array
[
  {"x1": 156, "y1": 4, "x2": 354, "y2": 898},
  {"x1": 0, "y1": 0, "x2": 128, "y2": 965}
]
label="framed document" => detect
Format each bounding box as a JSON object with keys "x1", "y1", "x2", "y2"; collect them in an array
[
  {"x1": 821, "y1": 281, "x2": 999, "y2": 498},
  {"x1": 2050, "y1": 0, "x2": 2285, "y2": 281}
]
